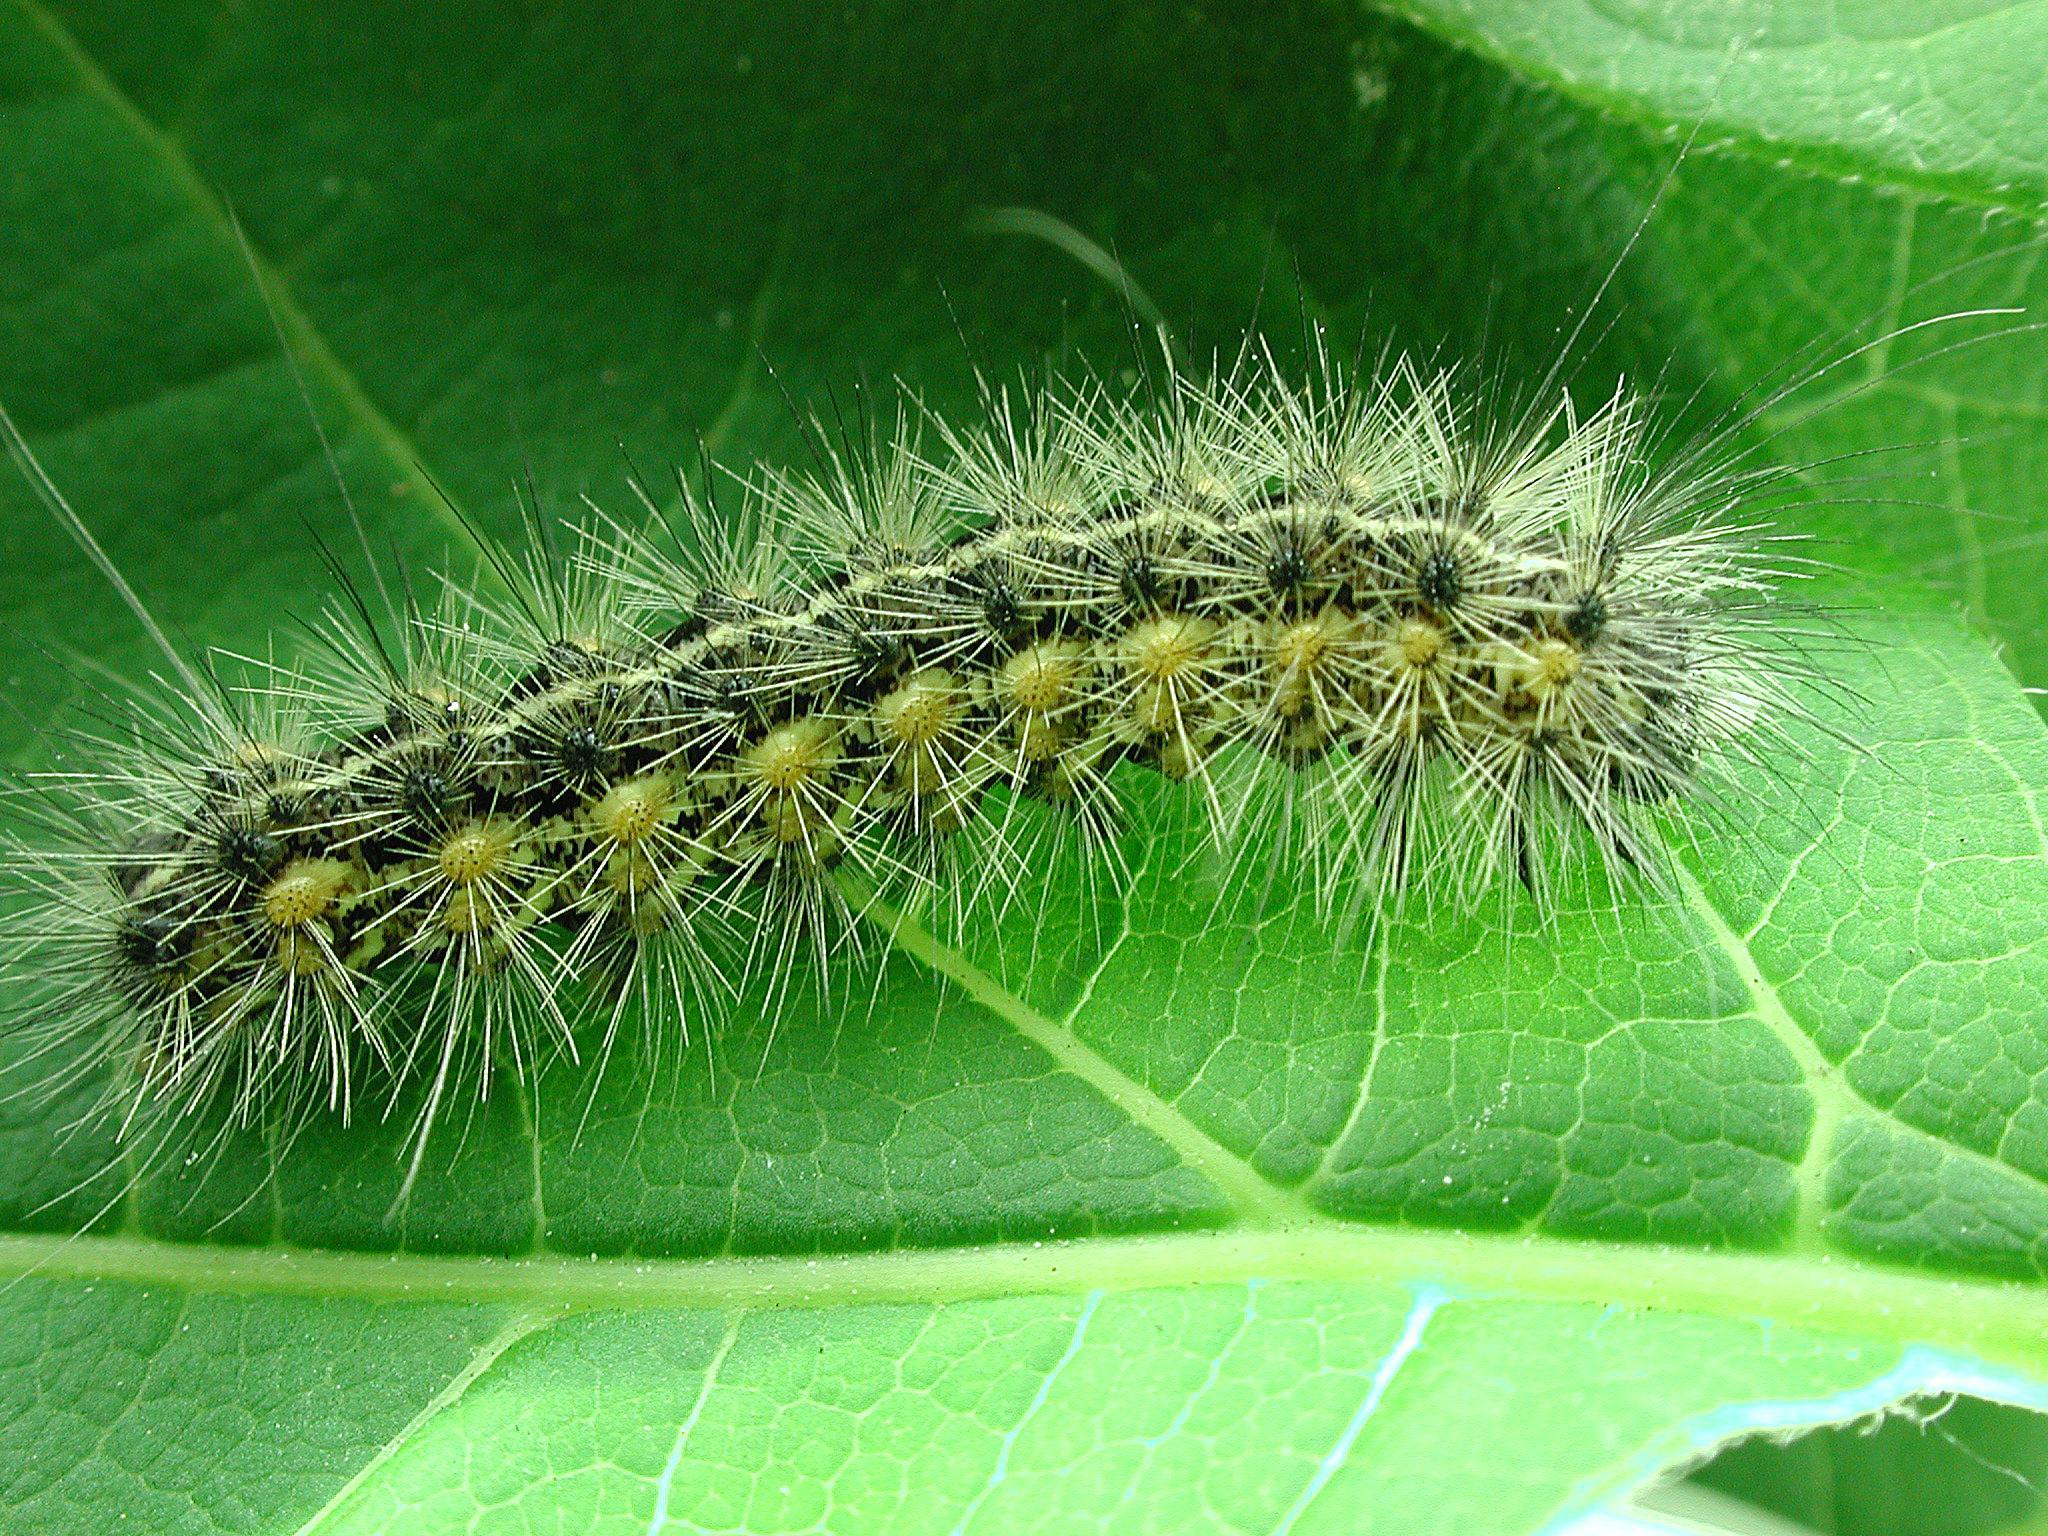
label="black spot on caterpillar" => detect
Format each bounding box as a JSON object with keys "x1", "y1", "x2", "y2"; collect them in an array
[{"x1": 0, "y1": 296, "x2": 1953, "y2": 1207}]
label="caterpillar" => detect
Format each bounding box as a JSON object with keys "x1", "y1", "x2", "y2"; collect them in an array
[{"x1": 0, "y1": 329, "x2": 1810, "y2": 1198}]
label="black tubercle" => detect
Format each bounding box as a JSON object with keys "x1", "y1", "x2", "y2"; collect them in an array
[
  {"x1": 1415, "y1": 550, "x2": 1463, "y2": 611},
  {"x1": 949, "y1": 561, "x2": 1025, "y2": 637},
  {"x1": 827, "y1": 611, "x2": 907, "y2": 681},
  {"x1": 400, "y1": 763, "x2": 466, "y2": 828},
  {"x1": 1564, "y1": 591, "x2": 1608, "y2": 644},
  {"x1": 555, "y1": 724, "x2": 615, "y2": 784},
  {"x1": 116, "y1": 914, "x2": 191, "y2": 975},
  {"x1": 1264, "y1": 539, "x2": 1311, "y2": 598},
  {"x1": 264, "y1": 790, "x2": 309, "y2": 828},
  {"x1": 543, "y1": 638, "x2": 602, "y2": 679},
  {"x1": 981, "y1": 583, "x2": 1023, "y2": 634},
  {"x1": 215, "y1": 826, "x2": 285, "y2": 883},
  {"x1": 675, "y1": 653, "x2": 758, "y2": 723},
  {"x1": 1118, "y1": 552, "x2": 1163, "y2": 609}
]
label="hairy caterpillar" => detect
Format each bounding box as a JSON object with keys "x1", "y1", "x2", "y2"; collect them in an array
[{"x1": 1, "y1": 326, "x2": 1817, "y2": 1200}]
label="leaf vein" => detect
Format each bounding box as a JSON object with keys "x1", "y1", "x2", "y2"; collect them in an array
[
  {"x1": 643, "y1": 1313, "x2": 744, "y2": 1536},
  {"x1": 14, "y1": 0, "x2": 479, "y2": 558},
  {"x1": 849, "y1": 881, "x2": 1316, "y2": 1227},
  {"x1": 1677, "y1": 864, "x2": 2048, "y2": 1246},
  {"x1": 290, "y1": 1307, "x2": 560, "y2": 1536}
]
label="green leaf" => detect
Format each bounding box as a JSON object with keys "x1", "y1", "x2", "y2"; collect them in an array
[
  {"x1": 1385, "y1": 0, "x2": 2048, "y2": 706},
  {"x1": 1383, "y1": 0, "x2": 2048, "y2": 205},
  {"x1": 3, "y1": 2, "x2": 2047, "y2": 1534}
]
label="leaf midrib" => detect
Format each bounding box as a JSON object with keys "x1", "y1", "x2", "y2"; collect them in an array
[{"x1": 5, "y1": 1223, "x2": 2047, "y2": 1373}]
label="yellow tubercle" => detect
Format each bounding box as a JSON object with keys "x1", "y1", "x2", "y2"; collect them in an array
[
  {"x1": 999, "y1": 640, "x2": 1088, "y2": 715},
  {"x1": 1266, "y1": 609, "x2": 1360, "y2": 720},
  {"x1": 436, "y1": 819, "x2": 523, "y2": 886},
  {"x1": 1119, "y1": 614, "x2": 1217, "y2": 737},
  {"x1": 875, "y1": 669, "x2": 964, "y2": 748},
  {"x1": 261, "y1": 858, "x2": 355, "y2": 930},
  {"x1": 1391, "y1": 616, "x2": 1446, "y2": 671},
  {"x1": 742, "y1": 717, "x2": 839, "y2": 793},
  {"x1": 591, "y1": 773, "x2": 676, "y2": 846}
]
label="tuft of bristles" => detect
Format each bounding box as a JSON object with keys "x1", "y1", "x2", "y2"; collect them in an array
[{"x1": 0, "y1": 333, "x2": 1815, "y2": 1182}]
